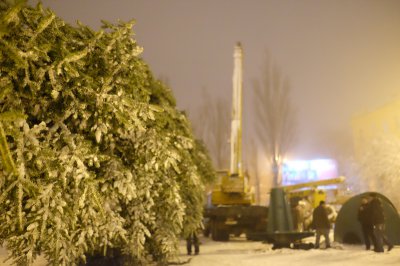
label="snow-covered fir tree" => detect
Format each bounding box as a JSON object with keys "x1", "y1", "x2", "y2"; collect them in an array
[
  {"x1": 358, "y1": 135, "x2": 400, "y2": 209},
  {"x1": 0, "y1": 1, "x2": 215, "y2": 265}
]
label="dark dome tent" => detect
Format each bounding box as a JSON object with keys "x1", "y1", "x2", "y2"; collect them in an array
[{"x1": 334, "y1": 192, "x2": 400, "y2": 245}]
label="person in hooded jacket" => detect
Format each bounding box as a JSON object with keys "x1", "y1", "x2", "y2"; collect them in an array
[
  {"x1": 369, "y1": 193, "x2": 393, "y2": 252},
  {"x1": 357, "y1": 196, "x2": 376, "y2": 250},
  {"x1": 312, "y1": 200, "x2": 331, "y2": 249}
]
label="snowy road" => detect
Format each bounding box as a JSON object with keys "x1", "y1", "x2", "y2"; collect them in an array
[
  {"x1": 175, "y1": 235, "x2": 400, "y2": 266},
  {"x1": 1, "y1": 235, "x2": 399, "y2": 265}
]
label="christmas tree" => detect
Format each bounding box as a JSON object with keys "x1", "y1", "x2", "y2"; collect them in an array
[{"x1": 0, "y1": 1, "x2": 215, "y2": 265}]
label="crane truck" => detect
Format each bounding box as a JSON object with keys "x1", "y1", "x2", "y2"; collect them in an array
[
  {"x1": 203, "y1": 44, "x2": 347, "y2": 242},
  {"x1": 282, "y1": 176, "x2": 346, "y2": 231},
  {"x1": 203, "y1": 43, "x2": 268, "y2": 241},
  {"x1": 282, "y1": 176, "x2": 346, "y2": 208}
]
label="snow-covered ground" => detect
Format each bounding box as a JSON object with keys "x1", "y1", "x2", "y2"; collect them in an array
[
  {"x1": 1, "y1": 235, "x2": 399, "y2": 265},
  {"x1": 174, "y1": 235, "x2": 400, "y2": 266}
]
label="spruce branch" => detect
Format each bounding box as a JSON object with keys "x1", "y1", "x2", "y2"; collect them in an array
[{"x1": 0, "y1": 122, "x2": 18, "y2": 175}]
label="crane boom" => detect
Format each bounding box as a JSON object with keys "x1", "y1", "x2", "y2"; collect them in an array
[
  {"x1": 230, "y1": 42, "x2": 243, "y2": 176},
  {"x1": 205, "y1": 43, "x2": 267, "y2": 242},
  {"x1": 211, "y1": 43, "x2": 252, "y2": 198},
  {"x1": 281, "y1": 176, "x2": 346, "y2": 192}
]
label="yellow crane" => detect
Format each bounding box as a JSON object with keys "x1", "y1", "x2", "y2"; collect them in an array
[
  {"x1": 282, "y1": 176, "x2": 346, "y2": 208},
  {"x1": 204, "y1": 43, "x2": 267, "y2": 241},
  {"x1": 210, "y1": 43, "x2": 254, "y2": 206}
]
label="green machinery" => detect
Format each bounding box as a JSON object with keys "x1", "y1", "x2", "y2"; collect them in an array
[{"x1": 257, "y1": 177, "x2": 346, "y2": 248}]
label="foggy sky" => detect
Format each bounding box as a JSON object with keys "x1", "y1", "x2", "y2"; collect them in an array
[{"x1": 32, "y1": 0, "x2": 400, "y2": 160}]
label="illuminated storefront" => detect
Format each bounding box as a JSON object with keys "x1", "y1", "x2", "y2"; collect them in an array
[{"x1": 281, "y1": 159, "x2": 338, "y2": 185}]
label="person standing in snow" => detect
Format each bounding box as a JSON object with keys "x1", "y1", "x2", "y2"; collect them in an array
[
  {"x1": 357, "y1": 196, "x2": 376, "y2": 250},
  {"x1": 186, "y1": 231, "x2": 200, "y2": 255},
  {"x1": 369, "y1": 193, "x2": 393, "y2": 252},
  {"x1": 312, "y1": 200, "x2": 331, "y2": 249}
]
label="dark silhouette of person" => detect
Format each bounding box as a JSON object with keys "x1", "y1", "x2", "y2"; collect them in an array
[
  {"x1": 312, "y1": 200, "x2": 331, "y2": 249},
  {"x1": 186, "y1": 231, "x2": 199, "y2": 255},
  {"x1": 357, "y1": 196, "x2": 376, "y2": 250},
  {"x1": 369, "y1": 193, "x2": 393, "y2": 252}
]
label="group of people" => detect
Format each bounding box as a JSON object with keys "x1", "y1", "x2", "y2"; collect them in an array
[
  {"x1": 188, "y1": 193, "x2": 394, "y2": 255},
  {"x1": 311, "y1": 193, "x2": 394, "y2": 252},
  {"x1": 357, "y1": 193, "x2": 393, "y2": 252}
]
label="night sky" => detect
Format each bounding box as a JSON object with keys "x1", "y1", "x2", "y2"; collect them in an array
[{"x1": 32, "y1": 0, "x2": 400, "y2": 160}]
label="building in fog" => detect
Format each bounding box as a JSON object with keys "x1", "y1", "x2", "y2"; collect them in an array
[{"x1": 351, "y1": 98, "x2": 400, "y2": 159}]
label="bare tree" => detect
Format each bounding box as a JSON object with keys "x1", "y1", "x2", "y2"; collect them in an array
[
  {"x1": 245, "y1": 139, "x2": 261, "y2": 204},
  {"x1": 252, "y1": 54, "x2": 297, "y2": 187},
  {"x1": 192, "y1": 89, "x2": 230, "y2": 170}
]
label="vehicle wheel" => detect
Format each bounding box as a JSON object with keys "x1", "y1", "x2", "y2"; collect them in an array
[{"x1": 211, "y1": 221, "x2": 229, "y2": 241}]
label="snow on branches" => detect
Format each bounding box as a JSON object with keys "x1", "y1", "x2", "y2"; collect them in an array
[
  {"x1": 0, "y1": 1, "x2": 215, "y2": 265},
  {"x1": 358, "y1": 135, "x2": 400, "y2": 210}
]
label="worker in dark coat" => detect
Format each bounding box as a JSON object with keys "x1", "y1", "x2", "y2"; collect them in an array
[
  {"x1": 357, "y1": 196, "x2": 376, "y2": 250},
  {"x1": 186, "y1": 231, "x2": 199, "y2": 255},
  {"x1": 369, "y1": 193, "x2": 393, "y2": 252},
  {"x1": 312, "y1": 200, "x2": 331, "y2": 249}
]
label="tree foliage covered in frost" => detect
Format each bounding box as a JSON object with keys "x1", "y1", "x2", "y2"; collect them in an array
[
  {"x1": 358, "y1": 135, "x2": 400, "y2": 210},
  {"x1": 0, "y1": 1, "x2": 215, "y2": 265}
]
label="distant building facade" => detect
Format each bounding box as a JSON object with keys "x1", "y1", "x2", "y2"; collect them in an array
[{"x1": 351, "y1": 98, "x2": 400, "y2": 159}]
